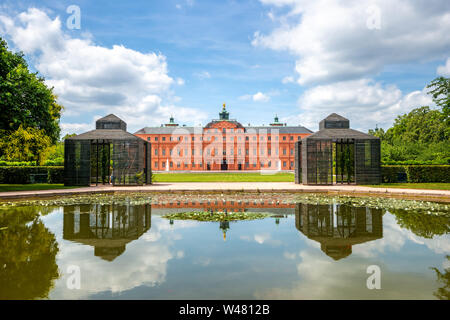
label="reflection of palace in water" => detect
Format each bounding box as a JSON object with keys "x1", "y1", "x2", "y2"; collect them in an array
[
  {"x1": 63, "y1": 204, "x2": 151, "y2": 261},
  {"x1": 295, "y1": 203, "x2": 383, "y2": 260},
  {"x1": 151, "y1": 199, "x2": 295, "y2": 211},
  {"x1": 153, "y1": 198, "x2": 292, "y2": 241}
]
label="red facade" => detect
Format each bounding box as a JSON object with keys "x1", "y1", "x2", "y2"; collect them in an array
[{"x1": 134, "y1": 107, "x2": 312, "y2": 171}]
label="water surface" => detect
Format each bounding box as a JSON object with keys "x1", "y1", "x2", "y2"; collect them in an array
[{"x1": 0, "y1": 193, "x2": 448, "y2": 300}]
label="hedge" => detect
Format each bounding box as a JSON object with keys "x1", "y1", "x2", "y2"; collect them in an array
[
  {"x1": 0, "y1": 166, "x2": 64, "y2": 184},
  {"x1": 0, "y1": 158, "x2": 64, "y2": 166},
  {"x1": 0, "y1": 165, "x2": 448, "y2": 184},
  {"x1": 382, "y1": 165, "x2": 450, "y2": 183}
]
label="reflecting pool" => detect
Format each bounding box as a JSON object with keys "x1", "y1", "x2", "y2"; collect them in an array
[{"x1": 0, "y1": 193, "x2": 449, "y2": 300}]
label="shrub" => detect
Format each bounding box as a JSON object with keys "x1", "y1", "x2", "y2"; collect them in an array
[
  {"x1": 47, "y1": 166, "x2": 64, "y2": 183},
  {"x1": 0, "y1": 166, "x2": 64, "y2": 184},
  {"x1": 381, "y1": 166, "x2": 407, "y2": 183},
  {"x1": 406, "y1": 165, "x2": 450, "y2": 183},
  {"x1": 382, "y1": 165, "x2": 450, "y2": 183},
  {"x1": 0, "y1": 159, "x2": 63, "y2": 166}
]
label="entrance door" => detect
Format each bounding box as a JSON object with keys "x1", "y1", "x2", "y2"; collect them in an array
[
  {"x1": 221, "y1": 159, "x2": 228, "y2": 171},
  {"x1": 90, "y1": 140, "x2": 112, "y2": 185},
  {"x1": 238, "y1": 163, "x2": 242, "y2": 170},
  {"x1": 334, "y1": 139, "x2": 355, "y2": 184}
]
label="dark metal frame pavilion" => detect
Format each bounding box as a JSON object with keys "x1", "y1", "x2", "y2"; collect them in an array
[
  {"x1": 295, "y1": 113, "x2": 381, "y2": 185},
  {"x1": 64, "y1": 114, "x2": 152, "y2": 186}
]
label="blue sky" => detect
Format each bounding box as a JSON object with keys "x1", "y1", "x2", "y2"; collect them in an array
[{"x1": 1, "y1": 0, "x2": 449, "y2": 135}]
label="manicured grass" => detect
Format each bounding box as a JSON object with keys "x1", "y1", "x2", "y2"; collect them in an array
[
  {"x1": 0, "y1": 184, "x2": 79, "y2": 192},
  {"x1": 366, "y1": 183, "x2": 450, "y2": 190},
  {"x1": 153, "y1": 172, "x2": 295, "y2": 182}
]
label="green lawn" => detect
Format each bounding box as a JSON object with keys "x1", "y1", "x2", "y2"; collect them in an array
[
  {"x1": 365, "y1": 183, "x2": 450, "y2": 190},
  {"x1": 153, "y1": 172, "x2": 295, "y2": 182},
  {"x1": 0, "y1": 184, "x2": 79, "y2": 192}
]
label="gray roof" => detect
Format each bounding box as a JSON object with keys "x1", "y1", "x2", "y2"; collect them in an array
[
  {"x1": 96, "y1": 114, "x2": 123, "y2": 122},
  {"x1": 323, "y1": 113, "x2": 349, "y2": 121},
  {"x1": 134, "y1": 125, "x2": 313, "y2": 135},
  {"x1": 303, "y1": 128, "x2": 379, "y2": 140},
  {"x1": 67, "y1": 129, "x2": 141, "y2": 141}
]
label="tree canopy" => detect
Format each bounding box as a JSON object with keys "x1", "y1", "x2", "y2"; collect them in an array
[
  {"x1": 0, "y1": 37, "x2": 62, "y2": 156},
  {"x1": 369, "y1": 77, "x2": 450, "y2": 164}
]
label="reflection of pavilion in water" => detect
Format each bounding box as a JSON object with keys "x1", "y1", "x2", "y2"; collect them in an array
[
  {"x1": 63, "y1": 204, "x2": 151, "y2": 261},
  {"x1": 295, "y1": 203, "x2": 383, "y2": 260}
]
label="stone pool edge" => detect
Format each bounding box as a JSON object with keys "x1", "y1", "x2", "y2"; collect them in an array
[{"x1": 0, "y1": 182, "x2": 449, "y2": 202}]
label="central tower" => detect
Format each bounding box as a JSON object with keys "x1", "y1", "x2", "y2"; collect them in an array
[{"x1": 219, "y1": 103, "x2": 229, "y2": 120}]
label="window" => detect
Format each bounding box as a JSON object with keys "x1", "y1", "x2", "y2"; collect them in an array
[
  {"x1": 283, "y1": 136, "x2": 286, "y2": 141},
  {"x1": 268, "y1": 136, "x2": 271, "y2": 141},
  {"x1": 170, "y1": 162, "x2": 173, "y2": 167},
  {"x1": 155, "y1": 149, "x2": 158, "y2": 156},
  {"x1": 246, "y1": 136, "x2": 249, "y2": 141},
  {"x1": 154, "y1": 162, "x2": 158, "y2": 167},
  {"x1": 147, "y1": 137, "x2": 150, "y2": 141},
  {"x1": 283, "y1": 148, "x2": 286, "y2": 155},
  {"x1": 162, "y1": 162, "x2": 165, "y2": 167},
  {"x1": 283, "y1": 161, "x2": 286, "y2": 167},
  {"x1": 177, "y1": 162, "x2": 180, "y2": 168},
  {"x1": 290, "y1": 161, "x2": 294, "y2": 168},
  {"x1": 298, "y1": 136, "x2": 301, "y2": 140},
  {"x1": 290, "y1": 136, "x2": 293, "y2": 140},
  {"x1": 290, "y1": 149, "x2": 294, "y2": 155},
  {"x1": 162, "y1": 149, "x2": 166, "y2": 156},
  {"x1": 162, "y1": 136, "x2": 166, "y2": 141},
  {"x1": 268, "y1": 149, "x2": 271, "y2": 155},
  {"x1": 155, "y1": 137, "x2": 159, "y2": 141}
]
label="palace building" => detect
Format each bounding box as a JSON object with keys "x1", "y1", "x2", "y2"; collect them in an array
[{"x1": 134, "y1": 104, "x2": 312, "y2": 171}]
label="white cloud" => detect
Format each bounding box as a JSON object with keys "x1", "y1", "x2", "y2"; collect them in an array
[
  {"x1": 437, "y1": 58, "x2": 450, "y2": 77},
  {"x1": 254, "y1": 0, "x2": 450, "y2": 85},
  {"x1": 194, "y1": 71, "x2": 211, "y2": 79},
  {"x1": 253, "y1": 92, "x2": 270, "y2": 102},
  {"x1": 240, "y1": 91, "x2": 271, "y2": 102},
  {"x1": 0, "y1": 8, "x2": 207, "y2": 136},
  {"x1": 282, "y1": 76, "x2": 295, "y2": 84},
  {"x1": 286, "y1": 79, "x2": 433, "y2": 131}
]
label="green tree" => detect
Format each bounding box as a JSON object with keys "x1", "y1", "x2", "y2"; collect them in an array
[
  {"x1": 427, "y1": 76, "x2": 450, "y2": 121},
  {"x1": 430, "y1": 255, "x2": 450, "y2": 300},
  {"x1": 1, "y1": 125, "x2": 53, "y2": 165},
  {"x1": 47, "y1": 133, "x2": 77, "y2": 161},
  {"x1": 0, "y1": 206, "x2": 59, "y2": 300},
  {"x1": 390, "y1": 209, "x2": 450, "y2": 239},
  {"x1": 0, "y1": 37, "x2": 62, "y2": 146},
  {"x1": 369, "y1": 78, "x2": 450, "y2": 164}
]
